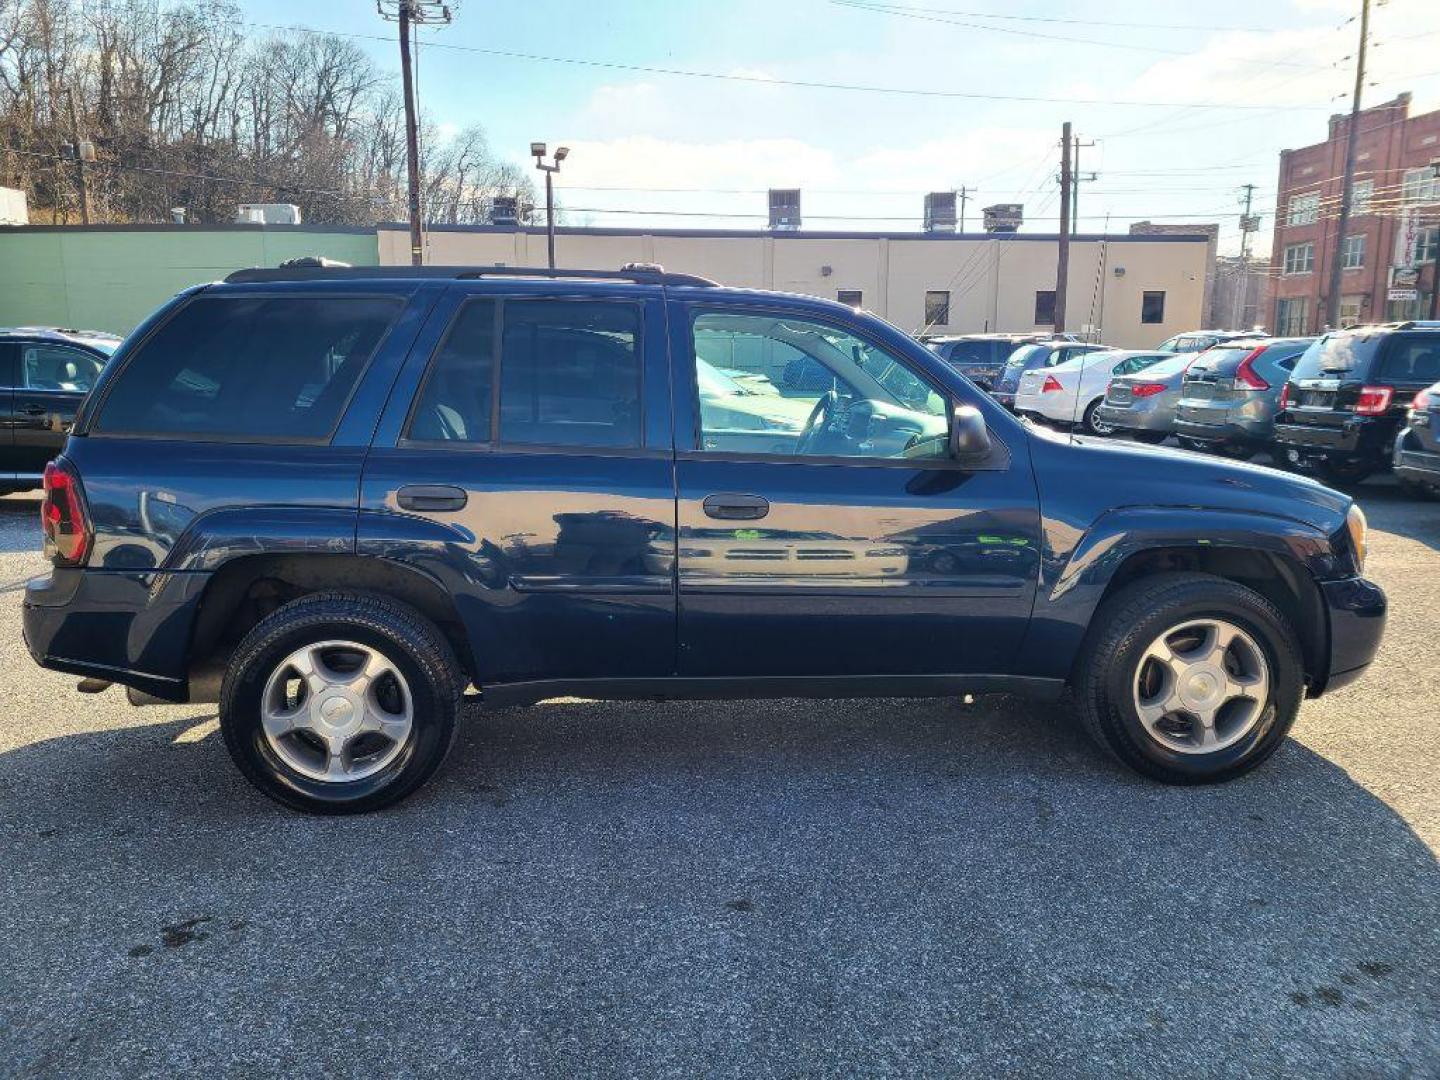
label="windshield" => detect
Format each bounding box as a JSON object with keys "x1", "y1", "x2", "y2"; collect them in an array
[
  {"x1": 1132, "y1": 353, "x2": 1193, "y2": 378},
  {"x1": 1006, "y1": 344, "x2": 1046, "y2": 369},
  {"x1": 1290, "y1": 333, "x2": 1380, "y2": 379}
]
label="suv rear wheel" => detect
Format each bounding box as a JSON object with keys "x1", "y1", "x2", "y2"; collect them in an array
[
  {"x1": 1072, "y1": 572, "x2": 1303, "y2": 784},
  {"x1": 219, "y1": 593, "x2": 463, "y2": 814}
]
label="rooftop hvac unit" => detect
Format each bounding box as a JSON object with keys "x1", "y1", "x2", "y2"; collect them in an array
[
  {"x1": 982, "y1": 203, "x2": 1023, "y2": 233},
  {"x1": 924, "y1": 192, "x2": 957, "y2": 233},
  {"x1": 235, "y1": 203, "x2": 302, "y2": 225},
  {"x1": 769, "y1": 188, "x2": 801, "y2": 231},
  {"x1": 489, "y1": 195, "x2": 519, "y2": 226}
]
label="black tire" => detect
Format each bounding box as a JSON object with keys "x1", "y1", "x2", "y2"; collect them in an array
[
  {"x1": 1072, "y1": 572, "x2": 1304, "y2": 784},
  {"x1": 1318, "y1": 456, "x2": 1373, "y2": 486},
  {"x1": 1082, "y1": 399, "x2": 1114, "y2": 436},
  {"x1": 1217, "y1": 443, "x2": 1256, "y2": 461},
  {"x1": 1131, "y1": 430, "x2": 1169, "y2": 445},
  {"x1": 219, "y1": 593, "x2": 464, "y2": 814},
  {"x1": 1398, "y1": 477, "x2": 1440, "y2": 501}
]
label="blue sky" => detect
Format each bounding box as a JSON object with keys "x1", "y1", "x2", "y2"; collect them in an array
[{"x1": 238, "y1": 0, "x2": 1440, "y2": 255}]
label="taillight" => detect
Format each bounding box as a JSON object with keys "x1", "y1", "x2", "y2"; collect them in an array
[
  {"x1": 1354, "y1": 385, "x2": 1394, "y2": 416},
  {"x1": 41, "y1": 459, "x2": 92, "y2": 566},
  {"x1": 1041, "y1": 375, "x2": 1063, "y2": 393},
  {"x1": 1232, "y1": 347, "x2": 1269, "y2": 391},
  {"x1": 1279, "y1": 383, "x2": 1291, "y2": 410},
  {"x1": 1132, "y1": 383, "x2": 1166, "y2": 398}
]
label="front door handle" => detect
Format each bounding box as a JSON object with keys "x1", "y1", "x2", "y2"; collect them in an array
[
  {"x1": 21, "y1": 404, "x2": 47, "y2": 416},
  {"x1": 397, "y1": 484, "x2": 468, "y2": 512},
  {"x1": 702, "y1": 493, "x2": 769, "y2": 520}
]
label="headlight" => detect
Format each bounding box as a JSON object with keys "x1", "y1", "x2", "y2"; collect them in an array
[{"x1": 1345, "y1": 503, "x2": 1367, "y2": 574}]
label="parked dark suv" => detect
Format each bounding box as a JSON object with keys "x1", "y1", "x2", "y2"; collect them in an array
[
  {"x1": 1392, "y1": 378, "x2": 1440, "y2": 496},
  {"x1": 1274, "y1": 322, "x2": 1440, "y2": 485},
  {"x1": 927, "y1": 334, "x2": 1048, "y2": 391},
  {"x1": 23, "y1": 265, "x2": 1386, "y2": 813},
  {"x1": 0, "y1": 327, "x2": 119, "y2": 492}
]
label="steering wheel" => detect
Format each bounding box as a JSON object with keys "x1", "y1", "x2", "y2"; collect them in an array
[{"x1": 794, "y1": 390, "x2": 839, "y2": 455}]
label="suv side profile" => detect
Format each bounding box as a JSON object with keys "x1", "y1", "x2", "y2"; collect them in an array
[
  {"x1": 1274, "y1": 323, "x2": 1440, "y2": 485},
  {"x1": 24, "y1": 266, "x2": 1386, "y2": 813},
  {"x1": 927, "y1": 334, "x2": 1049, "y2": 391}
]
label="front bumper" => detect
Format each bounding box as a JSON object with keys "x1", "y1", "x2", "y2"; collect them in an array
[
  {"x1": 23, "y1": 567, "x2": 207, "y2": 701},
  {"x1": 1316, "y1": 576, "x2": 1387, "y2": 694}
]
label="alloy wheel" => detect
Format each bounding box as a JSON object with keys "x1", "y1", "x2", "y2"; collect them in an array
[
  {"x1": 1131, "y1": 618, "x2": 1270, "y2": 754},
  {"x1": 260, "y1": 640, "x2": 414, "y2": 782}
]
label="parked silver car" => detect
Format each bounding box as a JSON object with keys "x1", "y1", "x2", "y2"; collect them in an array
[
  {"x1": 1093, "y1": 351, "x2": 1198, "y2": 443},
  {"x1": 1172, "y1": 337, "x2": 1314, "y2": 458}
]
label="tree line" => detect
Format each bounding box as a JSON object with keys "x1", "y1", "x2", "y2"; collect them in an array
[{"x1": 0, "y1": 0, "x2": 538, "y2": 226}]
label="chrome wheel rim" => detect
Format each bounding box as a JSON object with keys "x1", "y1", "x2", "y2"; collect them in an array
[
  {"x1": 260, "y1": 640, "x2": 414, "y2": 783},
  {"x1": 1132, "y1": 618, "x2": 1270, "y2": 755}
]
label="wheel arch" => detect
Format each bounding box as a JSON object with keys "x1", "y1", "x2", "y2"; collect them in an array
[
  {"x1": 189, "y1": 553, "x2": 475, "y2": 688},
  {"x1": 1032, "y1": 506, "x2": 1339, "y2": 692}
]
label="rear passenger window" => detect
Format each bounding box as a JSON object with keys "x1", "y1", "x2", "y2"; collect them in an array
[
  {"x1": 96, "y1": 295, "x2": 400, "y2": 441},
  {"x1": 1378, "y1": 337, "x2": 1440, "y2": 384},
  {"x1": 408, "y1": 298, "x2": 642, "y2": 449}
]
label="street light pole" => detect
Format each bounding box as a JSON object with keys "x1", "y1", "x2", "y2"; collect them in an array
[{"x1": 532, "y1": 143, "x2": 569, "y2": 270}]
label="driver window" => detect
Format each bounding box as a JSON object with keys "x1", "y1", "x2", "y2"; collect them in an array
[
  {"x1": 22, "y1": 345, "x2": 103, "y2": 391},
  {"x1": 690, "y1": 311, "x2": 949, "y2": 461}
]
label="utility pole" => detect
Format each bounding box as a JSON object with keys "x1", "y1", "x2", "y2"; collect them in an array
[
  {"x1": 1324, "y1": 0, "x2": 1369, "y2": 331},
  {"x1": 65, "y1": 90, "x2": 92, "y2": 225},
  {"x1": 378, "y1": 1, "x2": 452, "y2": 266},
  {"x1": 1056, "y1": 121, "x2": 1072, "y2": 334},
  {"x1": 1233, "y1": 183, "x2": 1259, "y2": 329},
  {"x1": 958, "y1": 185, "x2": 969, "y2": 233},
  {"x1": 1428, "y1": 159, "x2": 1440, "y2": 320},
  {"x1": 1071, "y1": 134, "x2": 1096, "y2": 234}
]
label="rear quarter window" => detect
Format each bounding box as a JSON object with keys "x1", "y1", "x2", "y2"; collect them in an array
[
  {"x1": 94, "y1": 294, "x2": 401, "y2": 441},
  {"x1": 1377, "y1": 336, "x2": 1440, "y2": 385}
]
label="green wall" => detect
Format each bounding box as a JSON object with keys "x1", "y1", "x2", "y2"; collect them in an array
[{"x1": 0, "y1": 227, "x2": 379, "y2": 335}]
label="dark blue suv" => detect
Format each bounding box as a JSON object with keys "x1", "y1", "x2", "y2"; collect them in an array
[{"x1": 23, "y1": 265, "x2": 1386, "y2": 812}]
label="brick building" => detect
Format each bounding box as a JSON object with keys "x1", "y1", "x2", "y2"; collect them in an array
[{"x1": 1270, "y1": 92, "x2": 1440, "y2": 334}]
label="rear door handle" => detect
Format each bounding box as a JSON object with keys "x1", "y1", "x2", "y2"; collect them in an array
[
  {"x1": 702, "y1": 493, "x2": 769, "y2": 520},
  {"x1": 396, "y1": 484, "x2": 468, "y2": 512},
  {"x1": 22, "y1": 405, "x2": 46, "y2": 416}
]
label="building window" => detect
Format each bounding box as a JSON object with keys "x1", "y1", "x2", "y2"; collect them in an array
[
  {"x1": 924, "y1": 290, "x2": 951, "y2": 327},
  {"x1": 1402, "y1": 166, "x2": 1439, "y2": 205},
  {"x1": 1286, "y1": 191, "x2": 1320, "y2": 226},
  {"x1": 1415, "y1": 226, "x2": 1439, "y2": 267},
  {"x1": 1141, "y1": 291, "x2": 1165, "y2": 324},
  {"x1": 1351, "y1": 178, "x2": 1374, "y2": 214},
  {"x1": 836, "y1": 289, "x2": 863, "y2": 307},
  {"x1": 1338, "y1": 297, "x2": 1363, "y2": 328},
  {"x1": 1283, "y1": 242, "x2": 1315, "y2": 275},
  {"x1": 1341, "y1": 233, "x2": 1365, "y2": 269},
  {"x1": 1033, "y1": 290, "x2": 1056, "y2": 325},
  {"x1": 1276, "y1": 297, "x2": 1309, "y2": 336}
]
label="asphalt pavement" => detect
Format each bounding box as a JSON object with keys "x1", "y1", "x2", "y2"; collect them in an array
[{"x1": 0, "y1": 477, "x2": 1436, "y2": 1079}]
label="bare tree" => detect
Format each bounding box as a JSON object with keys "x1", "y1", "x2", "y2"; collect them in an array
[{"x1": 0, "y1": 0, "x2": 535, "y2": 226}]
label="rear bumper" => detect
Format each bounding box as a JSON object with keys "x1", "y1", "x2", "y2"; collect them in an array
[
  {"x1": 1094, "y1": 403, "x2": 1170, "y2": 433},
  {"x1": 1274, "y1": 417, "x2": 1395, "y2": 461},
  {"x1": 1316, "y1": 576, "x2": 1387, "y2": 695},
  {"x1": 1173, "y1": 416, "x2": 1270, "y2": 445},
  {"x1": 22, "y1": 568, "x2": 208, "y2": 701}
]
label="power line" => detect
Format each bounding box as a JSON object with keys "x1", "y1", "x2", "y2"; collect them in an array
[{"x1": 240, "y1": 19, "x2": 1335, "y2": 111}]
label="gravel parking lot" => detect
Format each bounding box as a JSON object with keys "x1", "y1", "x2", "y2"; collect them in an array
[{"x1": 0, "y1": 469, "x2": 1436, "y2": 1078}]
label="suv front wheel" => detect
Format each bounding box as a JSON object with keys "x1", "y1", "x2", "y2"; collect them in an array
[
  {"x1": 219, "y1": 593, "x2": 464, "y2": 814},
  {"x1": 1072, "y1": 573, "x2": 1303, "y2": 783}
]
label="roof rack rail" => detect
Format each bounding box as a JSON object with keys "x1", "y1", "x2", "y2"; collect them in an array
[{"x1": 222, "y1": 263, "x2": 720, "y2": 287}]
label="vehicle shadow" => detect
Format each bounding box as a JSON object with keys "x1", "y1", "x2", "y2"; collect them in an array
[
  {"x1": 0, "y1": 697, "x2": 1435, "y2": 1077},
  {"x1": 0, "y1": 493, "x2": 42, "y2": 555},
  {"x1": 1354, "y1": 480, "x2": 1440, "y2": 554}
]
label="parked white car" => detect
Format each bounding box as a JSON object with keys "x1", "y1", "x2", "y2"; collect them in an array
[{"x1": 1014, "y1": 349, "x2": 1172, "y2": 434}]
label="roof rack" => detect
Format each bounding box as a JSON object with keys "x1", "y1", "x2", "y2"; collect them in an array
[{"x1": 222, "y1": 263, "x2": 720, "y2": 287}]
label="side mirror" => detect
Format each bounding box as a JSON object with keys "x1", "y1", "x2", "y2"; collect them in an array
[{"x1": 949, "y1": 404, "x2": 992, "y2": 461}]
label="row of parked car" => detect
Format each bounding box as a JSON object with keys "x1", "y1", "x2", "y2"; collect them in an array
[{"x1": 926, "y1": 322, "x2": 1440, "y2": 493}]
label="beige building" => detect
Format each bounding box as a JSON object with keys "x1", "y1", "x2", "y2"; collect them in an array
[{"x1": 381, "y1": 224, "x2": 1211, "y2": 349}]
